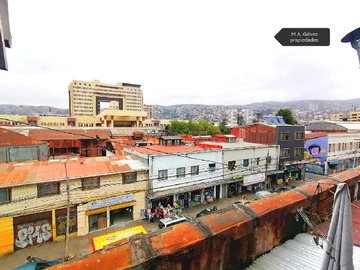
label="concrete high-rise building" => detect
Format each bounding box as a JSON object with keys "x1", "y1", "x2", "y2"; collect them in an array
[{"x1": 68, "y1": 80, "x2": 144, "y2": 117}]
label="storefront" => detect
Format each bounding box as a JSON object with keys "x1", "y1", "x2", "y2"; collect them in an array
[
  {"x1": 13, "y1": 211, "x2": 53, "y2": 250},
  {"x1": 86, "y1": 193, "x2": 135, "y2": 232},
  {"x1": 227, "y1": 175, "x2": 244, "y2": 197},
  {"x1": 55, "y1": 207, "x2": 77, "y2": 237},
  {"x1": 241, "y1": 173, "x2": 265, "y2": 193}
]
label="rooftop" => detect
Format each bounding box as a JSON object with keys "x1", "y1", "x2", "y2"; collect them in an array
[
  {"x1": 0, "y1": 157, "x2": 147, "y2": 187},
  {"x1": 0, "y1": 128, "x2": 45, "y2": 146}
]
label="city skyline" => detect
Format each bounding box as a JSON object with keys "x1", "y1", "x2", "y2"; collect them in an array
[{"x1": 1, "y1": 1, "x2": 360, "y2": 107}]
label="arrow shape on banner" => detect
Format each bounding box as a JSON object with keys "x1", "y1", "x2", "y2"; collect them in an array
[{"x1": 275, "y1": 28, "x2": 330, "y2": 46}]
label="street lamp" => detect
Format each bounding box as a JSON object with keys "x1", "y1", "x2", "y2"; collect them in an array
[{"x1": 341, "y1": 27, "x2": 360, "y2": 66}]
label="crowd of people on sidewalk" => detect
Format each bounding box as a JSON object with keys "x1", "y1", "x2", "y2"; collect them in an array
[{"x1": 145, "y1": 202, "x2": 183, "y2": 223}]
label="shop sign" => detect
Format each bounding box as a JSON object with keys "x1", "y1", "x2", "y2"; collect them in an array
[
  {"x1": 91, "y1": 225, "x2": 147, "y2": 252},
  {"x1": 88, "y1": 193, "x2": 134, "y2": 210},
  {"x1": 14, "y1": 219, "x2": 53, "y2": 249},
  {"x1": 243, "y1": 173, "x2": 265, "y2": 186},
  {"x1": 232, "y1": 175, "x2": 243, "y2": 181}
]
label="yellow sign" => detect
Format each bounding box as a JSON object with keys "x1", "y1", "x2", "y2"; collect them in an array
[{"x1": 91, "y1": 225, "x2": 147, "y2": 252}]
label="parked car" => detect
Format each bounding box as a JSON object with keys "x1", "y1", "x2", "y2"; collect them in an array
[
  {"x1": 158, "y1": 214, "x2": 187, "y2": 229},
  {"x1": 233, "y1": 199, "x2": 252, "y2": 207},
  {"x1": 13, "y1": 256, "x2": 61, "y2": 270},
  {"x1": 196, "y1": 208, "x2": 214, "y2": 218},
  {"x1": 254, "y1": 190, "x2": 273, "y2": 200},
  {"x1": 274, "y1": 186, "x2": 290, "y2": 193}
]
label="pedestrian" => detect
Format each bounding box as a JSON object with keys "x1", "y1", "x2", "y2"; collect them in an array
[{"x1": 212, "y1": 204, "x2": 217, "y2": 211}]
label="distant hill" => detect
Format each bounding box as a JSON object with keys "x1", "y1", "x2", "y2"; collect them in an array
[
  {"x1": 0, "y1": 105, "x2": 69, "y2": 116},
  {"x1": 1, "y1": 98, "x2": 360, "y2": 122}
]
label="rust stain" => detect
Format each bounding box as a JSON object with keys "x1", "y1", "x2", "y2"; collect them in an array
[{"x1": 150, "y1": 223, "x2": 205, "y2": 255}]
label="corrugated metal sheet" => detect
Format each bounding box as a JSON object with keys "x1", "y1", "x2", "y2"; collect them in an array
[
  {"x1": 28, "y1": 129, "x2": 111, "y2": 141},
  {"x1": 0, "y1": 158, "x2": 134, "y2": 187},
  {"x1": 126, "y1": 145, "x2": 212, "y2": 155},
  {"x1": 0, "y1": 128, "x2": 45, "y2": 146},
  {"x1": 247, "y1": 233, "x2": 360, "y2": 270}
]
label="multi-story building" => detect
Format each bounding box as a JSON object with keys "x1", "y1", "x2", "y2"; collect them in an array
[
  {"x1": 0, "y1": 114, "x2": 173, "y2": 129},
  {"x1": 0, "y1": 0, "x2": 11, "y2": 70},
  {"x1": 0, "y1": 157, "x2": 148, "y2": 255},
  {"x1": 124, "y1": 136, "x2": 224, "y2": 209},
  {"x1": 195, "y1": 135, "x2": 280, "y2": 194},
  {"x1": 235, "y1": 117, "x2": 306, "y2": 181},
  {"x1": 305, "y1": 132, "x2": 360, "y2": 175},
  {"x1": 227, "y1": 109, "x2": 238, "y2": 127},
  {"x1": 330, "y1": 110, "x2": 360, "y2": 122},
  {"x1": 68, "y1": 80, "x2": 144, "y2": 117}
]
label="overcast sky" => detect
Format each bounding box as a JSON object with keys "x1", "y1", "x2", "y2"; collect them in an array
[{"x1": 1, "y1": 0, "x2": 360, "y2": 108}]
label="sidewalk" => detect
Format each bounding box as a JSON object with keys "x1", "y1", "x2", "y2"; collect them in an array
[{"x1": 0, "y1": 178, "x2": 316, "y2": 269}]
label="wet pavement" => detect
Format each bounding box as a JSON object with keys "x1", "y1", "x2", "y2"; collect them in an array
[{"x1": 0, "y1": 174, "x2": 325, "y2": 269}]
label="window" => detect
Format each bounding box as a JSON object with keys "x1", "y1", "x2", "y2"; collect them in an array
[
  {"x1": 294, "y1": 147, "x2": 303, "y2": 158},
  {"x1": 176, "y1": 167, "x2": 185, "y2": 178},
  {"x1": 158, "y1": 170, "x2": 168, "y2": 180},
  {"x1": 82, "y1": 177, "x2": 100, "y2": 190},
  {"x1": 122, "y1": 172, "x2": 137, "y2": 184},
  {"x1": 280, "y1": 148, "x2": 290, "y2": 158},
  {"x1": 295, "y1": 132, "x2": 304, "y2": 140},
  {"x1": 191, "y1": 165, "x2": 199, "y2": 175},
  {"x1": 38, "y1": 183, "x2": 60, "y2": 197},
  {"x1": 0, "y1": 188, "x2": 11, "y2": 204},
  {"x1": 280, "y1": 132, "x2": 290, "y2": 141},
  {"x1": 209, "y1": 163, "x2": 216, "y2": 172},
  {"x1": 256, "y1": 158, "x2": 260, "y2": 166},
  {"x1": 228, "y1": 161, "x2": 236, "y2": 171},
  {"x1": 243, "y1": 159, "x2": 249, "y2": 167}
]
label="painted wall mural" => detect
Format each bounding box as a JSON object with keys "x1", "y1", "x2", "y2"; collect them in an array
[
  {"x1": 305, "y1": 136, "x2": 328, "y2": 175},
  {"x1": 14, "y1": 219, "x2": 53, "y2": 249}
]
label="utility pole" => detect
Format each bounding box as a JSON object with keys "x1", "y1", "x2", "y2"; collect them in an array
[{"x1": 64, "y1": 161, "x2": 71, "y2": 261}]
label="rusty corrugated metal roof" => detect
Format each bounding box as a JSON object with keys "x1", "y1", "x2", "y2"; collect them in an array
[
  {"x1": 28, "y1": 129, "x2": 111, "y2": 141},
  {"x1": 0, "y1": 128, "x2": 45, "y2": 146},
  {"x1": 0, "y1": 158, "x2": 133, "y2": 187},
  {"x1": 127, "y1": 145, "x2": 214, "y2": 155},
  {"x1": 305, "y1": 132, "x2": 328, "y2": 140}
]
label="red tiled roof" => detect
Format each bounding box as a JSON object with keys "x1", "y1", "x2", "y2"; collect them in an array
[
  {"x1": 127, "y1": 145, "x2": 208, "y2": 155},
  {"x1": 305, "y1": 132, "x2": 328, "y2": 140},
  {"x1": 0, "y1": 128, "x2": 46, "y2": 147},
  {"x1": 0, "y1": 159, "x2": 131, "y2": 187},
  {"x1": 28, "y1": 129, "x2": 111, "y2": 141}
]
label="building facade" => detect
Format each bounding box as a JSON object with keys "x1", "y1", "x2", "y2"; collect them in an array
[
  {"x1": 68, "y1": 80, "x2": 144, "y2": 117},
  {"x1": 242, "y1": 121, "x2": 306, "y2": 181},
  {"x1": 124, "y1": 137, "x2": 224, "y2": 210},
  {"x1": 0, "y1": 128, "x2": 49, "y2": 162},
  {"x1": 0, "y1": 157, "x2": 148, "y2": 255},
  {"x1": 330, "y1": 110, "x2": 360, "y2": 122},
  {"x1": 305, "y1": 132, "x2": 360, "y2": 175},
  {"x1": 196, "y1": 138, "x2": 280, "y2": 194}
]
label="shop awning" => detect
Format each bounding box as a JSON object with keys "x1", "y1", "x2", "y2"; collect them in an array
[
  {"x1": 329, "y1": 160, "x2": 344, "y2": 165},
  {"x1": 147, "y1": 178, "x2": 229, "y2": 199}
]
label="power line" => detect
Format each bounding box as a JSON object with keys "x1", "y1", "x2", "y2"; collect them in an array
[{"x1": 0, "y1": 117, "x2": 279, "y2": 168}]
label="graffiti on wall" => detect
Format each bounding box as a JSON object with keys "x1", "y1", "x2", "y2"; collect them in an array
[
  {"x1": 305, "y1": 164, "x2": 325, "y2": 175},
  {"x1": 15, "y1": 219, "x2": 52, "y2": 249}
]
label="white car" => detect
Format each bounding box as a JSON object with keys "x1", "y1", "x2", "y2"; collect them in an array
[
  {"x1": 158, "y1": 214, "x2": 187, "y2": 228},
  {"x1": 254, "y1": 191, "x2": 273, "y2": 200}
]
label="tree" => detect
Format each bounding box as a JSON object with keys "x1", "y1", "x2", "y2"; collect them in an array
[{"x1": 276, "y1": 108, "x2": 298, "y2": 125}]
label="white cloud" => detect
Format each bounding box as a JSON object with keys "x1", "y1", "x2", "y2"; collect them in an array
[{"x1": 1, "y1": 0, "x2": 360, "y2": 108}]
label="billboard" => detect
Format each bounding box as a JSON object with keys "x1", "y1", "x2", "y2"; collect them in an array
[{"x1": 91, "y1": 225, "x2": 147, "y2": 252}]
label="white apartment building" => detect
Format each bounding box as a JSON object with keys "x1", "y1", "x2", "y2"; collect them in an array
[
  {"x1": 124, "y1": 137, "x2": 224, "y2": 209},
  {"x1": 196, "y1": 139, "x2": 280, "y2": 194}
]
